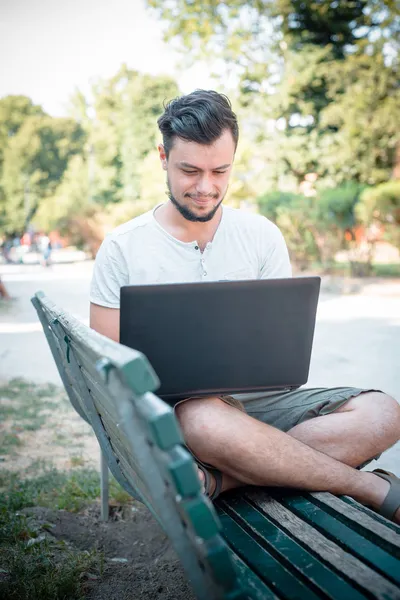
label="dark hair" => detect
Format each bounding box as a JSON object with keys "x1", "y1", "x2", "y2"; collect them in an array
[{"x1": 157, "y1": 89, "x2": 239, "y2": 157}]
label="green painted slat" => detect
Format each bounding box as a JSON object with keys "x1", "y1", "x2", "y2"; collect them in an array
[
  {"x1": 166, "y1": 446, "x2": 201, "y2": 497},
  {"x1": 119, "y1": 354, "x2": 160, "y2": 394},
  {"x1": 340, "y1": 496, "x2": 400, "y2": 535},
  {"x1": 223, "y1": 589, "x2": 248, "y2": 600},
  {"x1": 217, "y1": 504, "x2": 323, "y2": 600},
  {"x1": 281, "y1": 495, "x2": 400, "y2": 585},
  {"x1": 138, "y1": 394, "x2": 184, "y2": 450},
  {"x1": 179, "y1": 495, "x2": 221, "y2": 540},
  {"x1": 220, "y1": 523, "x2": 282, "y2": 600},
  {"x1": 204, "y1": 536, "x2": 243, "y2": 592},
  {"x1": 220, "y1": 498, "x2": 367, "y2": 600}
]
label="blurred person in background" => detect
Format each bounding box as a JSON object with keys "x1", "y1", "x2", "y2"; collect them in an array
[
  {"x1": 38, "y1": 232, "x2": 52, "y2": 267},
  {"x1": 0, "y1": 277, "x2": 11, "y2": 300}
]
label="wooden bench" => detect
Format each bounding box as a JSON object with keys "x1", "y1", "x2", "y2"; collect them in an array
[{"x1": 32, "y1": 291, "x2": 400, "y2": 600}]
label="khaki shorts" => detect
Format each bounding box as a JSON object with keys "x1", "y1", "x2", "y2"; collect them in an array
[
  {"x1": 175, "y1": 386, "x2": 381, "y2": 432},
  {"x1": 174, "y1": 386, "x2": 383, "y2": 468}
]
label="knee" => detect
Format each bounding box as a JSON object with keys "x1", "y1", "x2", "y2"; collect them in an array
[
  {"x1": 352, "y1": 392, "x2": 400, "y2": 442},
  {"x1": 175, "y1": 397, "x2": 228, "y2": 452}
]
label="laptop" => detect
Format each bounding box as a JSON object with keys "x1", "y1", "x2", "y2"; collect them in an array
[{"x1": 120, "y1": 277, "x2": 320, "y2": 402}]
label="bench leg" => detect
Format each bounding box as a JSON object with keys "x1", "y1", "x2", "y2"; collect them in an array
[{"x1": 100, "y1": 450, "x2": 109, "y2": 521}]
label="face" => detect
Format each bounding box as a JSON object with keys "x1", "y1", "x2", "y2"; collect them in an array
[{"x1": 158, "y1": 129, "x2": 235, "y2": 222}]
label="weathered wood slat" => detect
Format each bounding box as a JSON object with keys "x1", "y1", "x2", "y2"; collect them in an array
[
  {"x1": 310, "y1": 492, "x2": 400, "y2": 547},
  {"x1": 217, "y1": 504, "x2": 323, "y2": 600},
  {"x1": 218, "y1": 495, "x2": 368, "y2": 600},
  {"x1": 279, "y1": 494, "x2": 400, "y2": 583},
  {"x1": 76, "y1": 362, "x2": 120, "y2": 424},
  {"x1": 37, "y1": 292, "x2": 159, "y2": 388},
  {"x1": 243, "y1": 490, "x2": 400, "y2": 600}
]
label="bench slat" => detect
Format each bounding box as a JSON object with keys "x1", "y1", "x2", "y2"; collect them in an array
[
  {"x1": 73, "y1": 341, "x2": 184, "y2": 452},
  {"x1": 281, "y1": 494, "x2": 400, "y2": 583},
  {"x1": 219, "y1": 495, "x2": 368, "y2": 600},
  {"x1": 217, "y1": 504, "x2": 323, "y2": 600},
  {"x1": 228, "y1": 551, "x2": 280, "y2": 600},
  {"x1": 243, "y1": 490, "x2": 400, "y2": 600},
  {"x1": 320, "y1": 493, "x2": 400, "y2": 540}
]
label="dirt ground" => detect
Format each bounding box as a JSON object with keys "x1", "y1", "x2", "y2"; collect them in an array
[
  {"x1": 22, "y1": 504, "x2": 194, "y2": 600},
  {"x1": 0, "y1": 381, "x2": 194, "y2": 600}
]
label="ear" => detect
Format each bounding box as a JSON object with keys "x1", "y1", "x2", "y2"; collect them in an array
[{"x1": 158, "y1": 144, "x2": 168, "y2": 171}]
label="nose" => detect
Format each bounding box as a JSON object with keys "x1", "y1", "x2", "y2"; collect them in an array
[{"x1": 196, "y1": 173, "x2": 214, "y2": 196}]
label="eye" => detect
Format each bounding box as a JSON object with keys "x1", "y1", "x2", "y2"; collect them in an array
[
  {"x1": 214, "y1": 171, "x2": 227, "y2": 175},
  {"x1": 182, "y1": 170, "x2": 197, "y2": 175}
]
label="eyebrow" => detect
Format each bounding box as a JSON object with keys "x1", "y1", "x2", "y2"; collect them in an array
[{"x1": 177, "y1": 162, "x2": 231, "y2": 170}]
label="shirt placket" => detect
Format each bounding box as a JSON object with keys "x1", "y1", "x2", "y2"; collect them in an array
[{"x1": 199, "y1": 243, "x2": 212, "y2": 278}]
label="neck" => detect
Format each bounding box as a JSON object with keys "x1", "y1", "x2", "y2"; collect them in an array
[{"x1": 155, "y1": 201, "x2": 223, "y2": 247}]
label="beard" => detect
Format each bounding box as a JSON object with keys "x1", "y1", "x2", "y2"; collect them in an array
[{"x1": 166, "y1": 179, "x2": 224, "y2": 223}]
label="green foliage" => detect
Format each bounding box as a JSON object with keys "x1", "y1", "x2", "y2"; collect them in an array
[
  {"x1": 0, "y1": 70, "x2": 178, "y2": 240},
  {"x1": 257, "y1": 190, "x2": 300, "y2": 222},
  {"x1": 1, "y1": 115, "x2": 85, "y2": 233},
  {"x1": 148, "y1": 0, "x2": 400, "y2": 188},
  {"x1": 258, "y1": 191, "x2": 320, "y2": 267},
  {"x1": 357, "y1": 180, "x2": 400, "y2": 248},
  {"x1": 316, "y1": 182, "x2": 365, "y2": 230},
  {"x1": 0, "y1": 95, "x2": 44, "y2": 166},
  {"x1": 257, "y1": 183, "x2": 367, "y2": 269}
]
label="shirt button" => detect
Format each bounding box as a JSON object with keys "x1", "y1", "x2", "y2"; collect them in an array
[
  {"x1": 194, "y1": 245, "x2": 199, "y2": 250},
  {"x1": 203, "y1": 271, "x2": 207, "y2": 276}
]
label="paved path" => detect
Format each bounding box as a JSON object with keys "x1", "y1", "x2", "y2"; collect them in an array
[{"x1": 1, "y1": 262, "x2": 399, "y2": 472}]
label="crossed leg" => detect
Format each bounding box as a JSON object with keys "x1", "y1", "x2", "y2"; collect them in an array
[{"x1": 176, "y1": 391, "x2": 400, "y2": 523}]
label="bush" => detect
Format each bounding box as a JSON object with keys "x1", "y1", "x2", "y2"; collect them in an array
[
  {"x1": 357, "y1": 181, "x2": 400, "y2": 249},
  {"x1": 257, "y1": 190, "x2": 300, "y2": 222}
]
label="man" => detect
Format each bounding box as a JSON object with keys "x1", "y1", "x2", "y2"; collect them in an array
[{"x1": 90, "y1": 90, "x2": 400, "y2": 522}]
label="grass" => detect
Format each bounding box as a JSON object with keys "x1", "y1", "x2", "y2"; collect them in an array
[
  {"x1": 0, "y1": 508, "x2": 104, "y2": 600},
  {"x1": 0, "y1": 379, "x2": 69, "y2": 455},
  {"x1": 0, "y1": 432, "x2": 23, "y2": 455},
  {"x1": 0, "y1": 467, "x2": 132, "y2": 513},
  {"x1": 0, "y1": 377, "x2": 133, "y2": 598},
  {"x1": 0, "y1": 466, "x2": 132, "y2": 599}
]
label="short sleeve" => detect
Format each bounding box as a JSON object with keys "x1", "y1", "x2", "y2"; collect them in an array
[
  {"x1": 259, "y1": 219, "x2": 292, "y2": 279},
  {"x1": 90, "y1": 235, "x2": 129, "y2": 308}
]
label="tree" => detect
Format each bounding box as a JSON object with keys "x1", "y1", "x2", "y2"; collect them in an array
[
  {"x1": 80, "y1": 66, "x2": 179, "y2": 206},
  {"x1": 0, "y1": 95, "x2": 44, "y2": 162},
  {"x1": 357, "y1": 181, "x2": 400, "y2": 249},
  {"x1": 0, "y1": 96, "x2": 45, "y2": 230},
  {"x1": 147, "y1": 0, "x2": 400, "y2": 187},
  {"x1": 1, "y1": 115, "x2": 85, "y2": 234}
]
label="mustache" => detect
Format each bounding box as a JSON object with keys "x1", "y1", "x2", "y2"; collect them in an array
[{"x1": 185, "y1": 193, "x2": 218, "y2": 199}]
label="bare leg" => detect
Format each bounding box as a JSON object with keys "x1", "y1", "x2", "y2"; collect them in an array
[
  {"x1": 287, "y1": 392, "x2": 400, "y2": 467},
  {"x1": 176, "y1": 396, "x2": 400, "y2": 523}
]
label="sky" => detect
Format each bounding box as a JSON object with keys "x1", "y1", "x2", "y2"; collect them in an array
[{"x1": 0, "y1": 0, "x2": 215, "y2": 116}]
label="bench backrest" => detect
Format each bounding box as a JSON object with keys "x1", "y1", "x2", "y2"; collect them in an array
[{"x1": 32, "y1": 292, "x2": 245, "y2": 600}]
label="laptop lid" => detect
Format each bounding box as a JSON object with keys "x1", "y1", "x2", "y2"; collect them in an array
[{"x1": 120, "y1": 277, "x2": 320, "y2": 402}]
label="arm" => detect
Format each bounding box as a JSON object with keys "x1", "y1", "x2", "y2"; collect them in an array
[
  {"x1": 259, "y1": 220, "x2": 292, "y2": 279},
  {"x1": 89, "y1": 234, "x2": 128, "y2": 342},
  {"x1": 90, "y1": 303, "x2": 120, "y2": 342}
]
